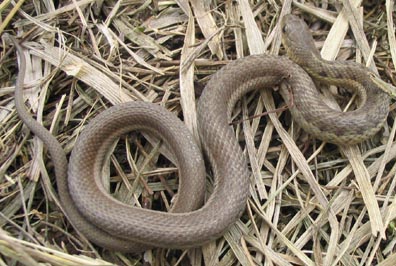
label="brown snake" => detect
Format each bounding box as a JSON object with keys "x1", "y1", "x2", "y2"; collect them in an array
[{"x1": 11, "y1": 15, "x2": 389, "y2": 252}]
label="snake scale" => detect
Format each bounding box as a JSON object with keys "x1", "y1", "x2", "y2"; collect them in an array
[{"x1": 12, "y1": 15, "x2": 389, "y2": 252}]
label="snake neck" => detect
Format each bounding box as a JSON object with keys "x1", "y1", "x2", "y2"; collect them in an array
[
  {"x1": 303, "y1": 54, "x2": 388, "y2": 106},
  {"x1": 324, "y1": 60, "x2": 385, "y2": 94}
]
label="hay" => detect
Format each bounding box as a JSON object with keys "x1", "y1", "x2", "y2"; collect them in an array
[{"x1": 0, "y1": 0, "x2": 395, "y2": 265}]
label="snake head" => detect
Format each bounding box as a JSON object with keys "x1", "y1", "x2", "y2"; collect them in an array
[{"x1": 281, "y1": 14, "x2": 320, "y2": 66}]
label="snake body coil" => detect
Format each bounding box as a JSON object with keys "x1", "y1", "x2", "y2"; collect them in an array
[{"x1": 12, "y1": 15, "x2": 389, "y2": 252}]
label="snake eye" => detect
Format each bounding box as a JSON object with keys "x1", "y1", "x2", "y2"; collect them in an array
[{"x1": 282, "y1": 24, "x2": 287, "y2": 34}]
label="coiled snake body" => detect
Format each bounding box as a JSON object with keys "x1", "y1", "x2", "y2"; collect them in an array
[{"x1": 12, "y1": 15, "x2": 389, "y2": 252}]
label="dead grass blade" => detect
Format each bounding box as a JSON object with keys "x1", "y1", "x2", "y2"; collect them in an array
[{"x1": 1, "y1": 1, "x2": 395, "y2": 265}]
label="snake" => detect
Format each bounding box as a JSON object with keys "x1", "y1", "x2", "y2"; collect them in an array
[{"x1": 11, "y1": 14, "x2": 389, "y2": 253}]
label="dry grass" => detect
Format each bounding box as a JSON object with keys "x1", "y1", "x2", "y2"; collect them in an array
[{"x1": 1, "y1": 0, "x2": 396, "y2": 265}]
